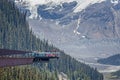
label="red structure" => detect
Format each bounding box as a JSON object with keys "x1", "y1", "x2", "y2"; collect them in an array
[
  {"x1": 0, "y1": 49, "x2": 60, "y2": 68},
  {"x1": 0, "y1": 58, "x2": 33, "y2": 67},
  {"x1": 0, "y1": 49, "x2": 31, "y2": 55}
]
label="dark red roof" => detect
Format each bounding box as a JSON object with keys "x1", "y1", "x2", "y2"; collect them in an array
[{"x1": 0, "y1": 49, "x2": 31, "y2": 56}]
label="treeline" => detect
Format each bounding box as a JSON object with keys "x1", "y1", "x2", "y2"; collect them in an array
[
  {"x1": 0, "y1": 66, "x2": 58, "y2": 80},
  {"x1": 0, "y1": 0, "x2": 53, "y2": 51},
  {"x1": 0, "y1": 0, "x2": 103, "y2": 80}
]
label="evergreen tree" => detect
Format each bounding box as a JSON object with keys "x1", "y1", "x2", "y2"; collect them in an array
[{"x1": 0, "y1": 0, "x2": 103, "y2": 80}]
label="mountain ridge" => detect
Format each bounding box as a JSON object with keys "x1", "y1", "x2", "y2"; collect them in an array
[
  {"x1": 97, "y1": 54, "x2": 120, "y2": 65},
  {"x1": 14, "y1": 0, "x2": 106, "y2": 18},
  {"x1": 14, "y1": 0, "x2": 120, "y2": 59}
]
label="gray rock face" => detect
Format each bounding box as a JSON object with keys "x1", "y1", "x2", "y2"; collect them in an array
[
  {"x1": 15, "y1": 0, "x2": 120, "y2": 59},
  {"x1": 37, "y1": 1, "x2": 77, "y2": 20},
  {"x1": 31, "y1": 0, "x2": 120, "y2": 39},
  {"x1": 78, "y1": 1, "x2": 120, "y2": 39}
]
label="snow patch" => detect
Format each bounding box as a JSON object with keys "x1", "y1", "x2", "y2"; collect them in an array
[
  {"x1": 74, "y1": 0, "x2": 106, "y2": 13},
  {"x1": 74, "y1": 17, "x2": 81, "y2": 35},
  {"x1": 29, "y1": 6, "x2": 38, "y2": 19},
  {"x1": 55, "y1": 21, "x2": 59, "y2": 25},
  {"x1": 15, "y1": 0, "x2": 78, "y2": 6},
  {"x1": 15, "y1": 0, "x2": 106, "y2": 19},
  {"x1": 111, "y1": 0, "x2": 119, "y2": 4},
  {"x1": 82, "y1": 36, "x2": 86, "y2": 38}
]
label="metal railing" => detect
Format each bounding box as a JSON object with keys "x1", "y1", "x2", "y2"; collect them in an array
[{"x1": 0, "y1": 52, "x2": 60, "y2": 58}]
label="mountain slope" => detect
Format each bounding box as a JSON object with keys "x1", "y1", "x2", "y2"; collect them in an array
[
  {"x1": 79, "y1": 0, "x2": 120, "y2": 38},
  {"x1": 13, "y1": 0, "x2": 120, "y2": 61},
  {"x1": 97, "y1": 54, "x2": 120, "y2": 65},
  {"x1": 0, "y1": 0, "x2": 103, "y2": 80}
]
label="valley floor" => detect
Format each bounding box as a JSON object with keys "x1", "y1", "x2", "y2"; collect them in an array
[
  {"x1": 103, "y1": 73, "x2": 120, "y2": 80},
  {"x1": 78, "y1": 58, "x2": 120, "y2": 80}
]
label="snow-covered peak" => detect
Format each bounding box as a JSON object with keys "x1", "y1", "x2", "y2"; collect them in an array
[
  {"x1": 15, "y1": 0, "x2": 106, "y2": 12},
  {"x1": 74, "y1": 0, "x2": 106, "y2": 13},
  {"x1": 15, "y1": 0, "x2": 108, "y2": 19},
  {"x1": 15, "y1": 0, "x2": 78, "y2": 6},
  {"x1": 111, "y1": 0, "x2": 119, "y2": 4}
]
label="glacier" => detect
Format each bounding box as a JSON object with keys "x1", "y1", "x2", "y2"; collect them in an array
[{"x1": 15, "y1": 0, "x2": 106, "y2": 19}]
